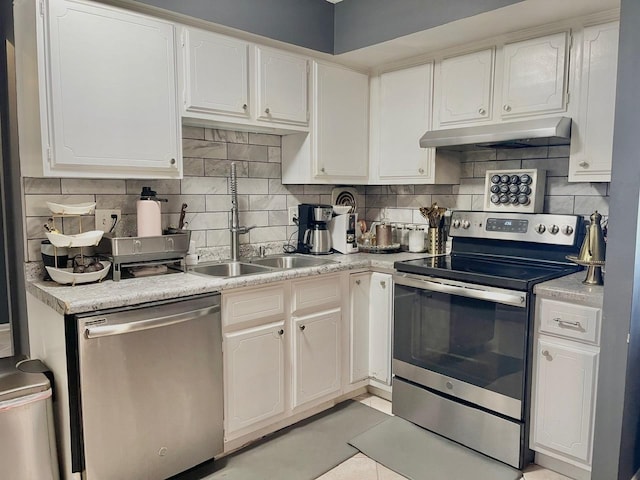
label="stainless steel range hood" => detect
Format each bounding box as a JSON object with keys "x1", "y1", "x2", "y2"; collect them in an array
[{"x1": 419, "y1": 116, "x2": 572, "y2": 151}]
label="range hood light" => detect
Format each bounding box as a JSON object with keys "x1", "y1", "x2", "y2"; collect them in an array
[{"x1": 419, "y1": 116, "x2": 572, "y2": 151}]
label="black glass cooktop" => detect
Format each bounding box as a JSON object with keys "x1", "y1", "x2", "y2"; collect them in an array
[{"x1": 395, "y1": 253, "x2": 581, "y2": 291}]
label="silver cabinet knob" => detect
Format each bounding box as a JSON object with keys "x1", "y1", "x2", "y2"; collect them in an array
[
  {"x1": 445, "y1": 381, "x2": 454, "y2": 390},
  {"x1": 242, "y1": 104, "x2": 248, "y2": 110},
  {"x1": 579, "y1": 161, "x2": 590, "y2": 168},
  {"x1": 503, "y1": 105, "x2": 512, "y2": 112},
  {"x1": 170, "y1": 158, "x2": 176, "y2": 165},
  {"x1": 542, "y1": 349, "x2": 551, "y2": 358},
  {"x1": 278, "y1": 329, "x2": 284, "y2": 336},
  {"x1": 478, "y1": 108, "x2": 486, "y2": 115},
  {"x1": 320, "y1": 167, "x2": 326, "y2": 174},
  {"x1": 265, "y1": 107, "x2": 270, "y2": 114},
  {"x1": 299, "y1": 325, "x2": 305, "y2": 331},
  {"x1": 355, "y1": 279, "x2": 361, "y2": 285},
  {"x1": 380, "y1": 281, "x2": 386, "y2": 289},
  {"x1": 418, "y1": 168, "x2": 424, "y2": 174}
]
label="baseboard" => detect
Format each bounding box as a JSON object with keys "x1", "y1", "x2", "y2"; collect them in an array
[
  {"x1": 367, "y1": 380, "x2": 392, "y2": 401},
  {"x1": 534, "y1": 452, "x2": 591, "y2": 480}
]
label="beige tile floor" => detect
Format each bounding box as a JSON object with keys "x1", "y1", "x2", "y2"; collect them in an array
[{"x1": 316, "y1": 394, "x2": 572, "y2": 480}]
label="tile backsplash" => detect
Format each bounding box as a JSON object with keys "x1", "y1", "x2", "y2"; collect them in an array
[{"x1": 23, "y1": 128, "x2": 609, "y2": 262}]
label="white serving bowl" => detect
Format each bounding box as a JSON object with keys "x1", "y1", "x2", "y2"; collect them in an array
[
  {"x1": 332, "y1": 205, "x2": 352, "y2": 215},
  {"x1": 46, "y1": 230, "x2": 104, "y2": 248},
  {"x1": 46, "y1": 201, "x2": 96, "y2": 215},
  {"x1": 46, "y1": 261, "x2": 111, "y2": 285}
]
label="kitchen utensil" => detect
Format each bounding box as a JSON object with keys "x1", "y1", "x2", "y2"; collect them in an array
[
  {"x1": 178, "y1": 203, "x2": 188, "y2": 230},
  {"x1": 419, "y1": 203, "x2": 447, "y2": 228},
  {"x1": 427, "y1": 227, "x2": 446, "y2": 255},
  {"x1": 375, "y1": 223, "x2": 393, "y2": 247}
]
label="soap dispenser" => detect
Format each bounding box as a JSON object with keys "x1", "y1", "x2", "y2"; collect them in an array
[{"x1": 136, "y1": 187, "x2": 167, "y2": 237}]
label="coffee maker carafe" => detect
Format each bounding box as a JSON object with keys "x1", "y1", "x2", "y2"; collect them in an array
[{"x1": 297, "y1": 204, "x2": 333, "y2": 255}]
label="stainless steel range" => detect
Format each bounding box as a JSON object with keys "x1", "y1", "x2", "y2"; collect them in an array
[{"x1": 392, "y1": 211, "x2": 583, "y2": 469}]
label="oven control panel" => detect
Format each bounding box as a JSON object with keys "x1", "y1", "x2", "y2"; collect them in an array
[{"x1": 450, "y1": 211, "x2": 581, "y2": 246}]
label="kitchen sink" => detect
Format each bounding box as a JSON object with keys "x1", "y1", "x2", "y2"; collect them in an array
[
  {"x1": 188, "y1": 261, "x2": 275, "y2": 278},
  {"x1": 250, "y1": 255, "x2": 336, "y2": 269}
]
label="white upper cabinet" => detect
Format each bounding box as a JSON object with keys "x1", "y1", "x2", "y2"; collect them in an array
[
  {"x1": 182, "y1": 28, "x2": 250, "y2": 118},
  {"x1": 435, "y1": 49, "x2": 494, "y2": 127},
  {"x1": 370, "y1": 63, "x2": 460, "y2": 185},
  {"x1": 569, "y1": 22, "x2": 620, "y2": 183},
  {"x1": 313, "y1": 62, "x2": 369, "y2": 181},
  {"x1": 256, "y1": 47, "x2": 309, "y2": 126},
  {"x1": 18, "y1": 0, "x2": 181, "y2": 178},
  {"x1": 500, "y1": 31, "x2": 569, "y2": 119}
]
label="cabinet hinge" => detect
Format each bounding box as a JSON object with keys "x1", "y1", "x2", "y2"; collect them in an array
[{"x1": 39, "y1": 0, "x2": 45, "y2": 16}]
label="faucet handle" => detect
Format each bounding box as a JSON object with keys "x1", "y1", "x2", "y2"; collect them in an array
[{"x1": 237, "y1": 224, "x2": 257, "y2": 234}]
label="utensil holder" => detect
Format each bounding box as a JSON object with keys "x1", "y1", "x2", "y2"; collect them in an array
[{"x1": 428, "y1": 228, "x2": 446, "y2": 255}]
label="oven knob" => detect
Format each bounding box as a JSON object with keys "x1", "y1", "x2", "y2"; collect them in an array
[
  {"x1": 461, "y1": 220, "x2": 470, "y2": 229},
  {"x1": 561, "y1": 225, "x2": 574, "y2": 235},
  {"x1": 549, "y1": 224, "x2": 559, "y2": 235},
  {"x1": 452, "y1": 219, "x2": 461, "y2": 229},
  {"x1": 535, "y1": 224, "x2": 546, "y2": 234}
]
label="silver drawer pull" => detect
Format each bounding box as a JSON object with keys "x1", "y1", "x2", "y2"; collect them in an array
[{"x1": 553, "y1": 317, "x2": 582, "y2": 328}]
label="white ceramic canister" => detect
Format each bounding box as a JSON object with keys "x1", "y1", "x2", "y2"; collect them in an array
[
  {"x1": 409, "y1": 227, "x2": 426, "y2": 252},
  {"x1": 136, "y1": 187, "x2": 167, "y2": 237}
]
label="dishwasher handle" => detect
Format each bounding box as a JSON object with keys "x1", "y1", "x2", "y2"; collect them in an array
[{"x1": 85, "y1": 304, "x2": 220, "y2": 339}]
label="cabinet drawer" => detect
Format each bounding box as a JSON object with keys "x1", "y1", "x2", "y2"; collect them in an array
[
  {"x1": 538, "y1": 298, "x2": 601, "y2": 344},
  {"x1": 223, "y1": 284, "x2": 286, "y2": 329},
  {"x1": 291, "y1": 274, "x2": 341, "y2": 314}
]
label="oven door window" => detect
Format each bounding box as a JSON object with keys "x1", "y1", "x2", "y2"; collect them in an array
[{"x1": 394, "y1": 284, "x2": 527, "y2": 401}]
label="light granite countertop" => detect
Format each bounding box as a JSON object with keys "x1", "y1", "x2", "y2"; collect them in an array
[
  {"x1": 534, "y1": 270, "x2": 605, "y2": 308},
  {"x1": 27, "y1": 252, "x2": 431, "y2": 315}
]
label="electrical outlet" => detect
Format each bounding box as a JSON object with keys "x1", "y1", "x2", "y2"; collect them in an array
[
  {"x1": 288, "y1": 206, "x2": 298, "y2": 226},
  {"x1": 95, "y1": 209, "x2": 121, "y2": 232}
]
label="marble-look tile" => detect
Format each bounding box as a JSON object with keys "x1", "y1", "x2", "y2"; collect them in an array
[
  {"x1": 183, "y1": 157, "x2": 205, "y2": 176},
  {"x1": 205, "y1": 129, "x2": 248, "y2": 144},
  {"x1": 574, "y1": 195, "x2": 609, "y2": 216},
  {"x1": 26, "y1": 217, "x2": 51, "y2": 240},
  {"x1": 522, "y1": 158, "x2": 570, "y2": 177},
  {"x1": 241, "y1": 211, "x2": 271, "y2": 228},
  {"x1": 95, "y1": 194, "x2": 138, "y2": 215},
  {"x1": 382, "y1": 208, "x2": 413, "y2": 224},
  {"x1": 249, "y1": 162, "x2": 281, "y2": 179},
  {"x1": 61, "y1": 215, "x2": 94, "y2": 234},
  {"x1": 249, "y1": 226, "x2": 287, "y2": 243},
  {"x1": 368, "y1": 396, "x2": 393, "y2": 415},
  {"x1": 286, "y1": 194, "x2": 321, "y2": 209},
  {"x1": 126, "y1": 179, "x2": 181, "y2": 195},
  {"x1": 237, "y1": 178, "x2": 269, "y2": 195},
  {"x1": 457, "y1": 178, "x2": 485, "y2": 195},
  {"x1": 413, "y1": 184, "x2": 454, "y2": 195},
  {"x1": 24, "y1": 178, "x2": 61, "y2": 194},
  {"x1": 461, "y1": 149, "x2": 497, "y2": 162},
  {"x1": 544, "y1": 196, "x2": 574, "y2": 215},
  {"x1": 545, "y1": 178, "x2": 608, "y2": 196},
  {"x1": 228, "y1": 143, "x2": 269, "y2": 162},
  {"x1": 377, "y1": 463, "x2": 407, "y2": 480},
  {"x1": 163, "y1": 195, "x2": 206, "y2": 213},
  {"x1": 182, "y1": 126, "x2": 205, "y2": 140},
  {"x1": 182, "y1": 139, "x2": 228, "y2": 159},
  {"x1": 522, "y1": 464, "x2": 572, "y2": 479},
  {"x1": 386, "y1": 185, "x2": 415, "y2": 195},
  {"x1": 396, "y1": 194, "x2": 430, "y2": 209},
  {"x1": 268, "y1": 210, "x2": 289, "y2": 226},
  {"x1": 268, "y1": 179, "x2": 304, "y2": 195},
  {"x1": 24, "y1": 194, "x2": 96, "y2": 217},
  {"x1": 316, "y1": 454, "x2": 379, "y2": 480},
  {"x1": 249, "y1": 195, "x2": 286, "y2": 211},
  {"x1": 268, "y1": 146, "x2": 282, "y2": 163},
  {"x1": 497, "y1": 146, "x2": 549, "y2": 160},
  {"x1": 181, "y1": 177, "x2": 228, "y2": 195},
  {"x1": 367, "y1": 195, "x2": 397, "y2": 208},
  {"x1": 206, "y1": 229, "x2": 231, "y2": 247},
  {"x1": 189, "y1": 230, "x2": 207, "y2": 248},
  {"x1": 303, "y1": 184, "x2": 335, "y2": 195},
  {"x1": 204, "y1": 159, "x2": 249, "y2": 177},
  {"x1": 460, "y1": 162, "x2": 474, "y2": 178},
  {"x1": 249, "y1": 132, "x2": 281, "y2": 147},
  {"x1": 431, "y1": 194, "x2": 473, "y2": 210},
  {"x1": 471, "y1": 194, "x2": 486, "y2": 211},
  {"x1": 548, "y1": 145, "x2": 571, "y2": 158},
  {"x1": 473, "y1": 160, "x2": 523, "y2": 178},
  {"x1": 185, "y1": 212, "x2": 229, "y2": 230},
  {"x1": 206, "y1": 194, "x2": 247, "y2": 212},
  {"x1": 365, "y1": 186, "x2": 384, "y2": 194}
]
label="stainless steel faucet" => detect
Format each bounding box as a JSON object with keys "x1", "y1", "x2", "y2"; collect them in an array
[{"x1": 229, "y1": 162, "x2": 255, "y2": 261}]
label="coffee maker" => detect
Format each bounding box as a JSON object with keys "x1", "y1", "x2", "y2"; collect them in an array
[
  {"x1": 329, "y1": 212, "x2": 358, "y2": 254},
  {"x1": 297, "y1": 204, "x2": 333, "y2": 254}
]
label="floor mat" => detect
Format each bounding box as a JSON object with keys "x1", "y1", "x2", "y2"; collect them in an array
[
  {"x1": 173, "y1": 400, "x2": 389, "y2": 480},
  {"x1": 349, "y1": 416, "x2": 523, "y2": 480}
]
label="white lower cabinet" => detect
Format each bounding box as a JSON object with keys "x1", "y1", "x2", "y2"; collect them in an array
[
  {"x1": 349, "y1": 273, "x2": 371, "y2": 383},
  {"x1": 224, "y1": 322, "x2": 286, "y2": 435},
  {"x1": 532, "y1": 337, "x2": 598, "y2": 464},
  {"x1": 531, "y1": 296, "x2": 602, "y2": 477},
  {"x1": 292, "y1": 309, "x2": 342, "y2": 409}
]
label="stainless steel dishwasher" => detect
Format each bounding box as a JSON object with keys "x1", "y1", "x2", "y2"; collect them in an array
[{"x1": 75, "y1": 294, "x2": 223, "y2": 480}]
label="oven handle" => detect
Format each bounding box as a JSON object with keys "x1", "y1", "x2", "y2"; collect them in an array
[{"x1": 393, "y1": 273, "x2": 527, "y2": 308}]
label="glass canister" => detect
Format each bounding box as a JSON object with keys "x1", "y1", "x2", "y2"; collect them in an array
[{"x1": 409, "y1": 225, "x2": 427, "y2": 253}]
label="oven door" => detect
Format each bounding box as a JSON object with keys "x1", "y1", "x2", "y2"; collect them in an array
[{"x1": 393, "y1": 273, "x2": 528, "y2": 420}]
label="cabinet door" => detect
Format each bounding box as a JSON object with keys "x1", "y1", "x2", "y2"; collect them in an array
[
  {"x1": 292, "y1": 309, "x2": 342, "y2": 408},
  {"x1": 224, "y1": 321, "x2": 286, "y2": 435},
  {"x1": 183, "y1": 28, "x2": 249, "y2": 118},
  {"x1": 256, "y1": 47, "x2": 308, "y2": 125},
  {"x1": 369, "y1": 273, "x2": 393, "y2": 385},
  {"x1": 532, "y1": 337, "x2": 598, "y2": 464},
  {"x1": 437, "y1": 49, "x2": 494, "y2": 126},
  {"x1": 45, "y1": 0, "x2": 180, "y2": 177},
  {"x1": 569, "y1": 22, "x2": 619, "y2": 183},
  {"x1": 501, "y1": 32, "x2": 568, "y2": 118},
  {"x1": 314, "y1": 62, "x2": 369, "y2": 182},
  {"x1": 349, "y1": 273, "x2": 371, "y2": 383},
  {"x1": 376, "y1": 64, "x2": 433, "y2": 181}
]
